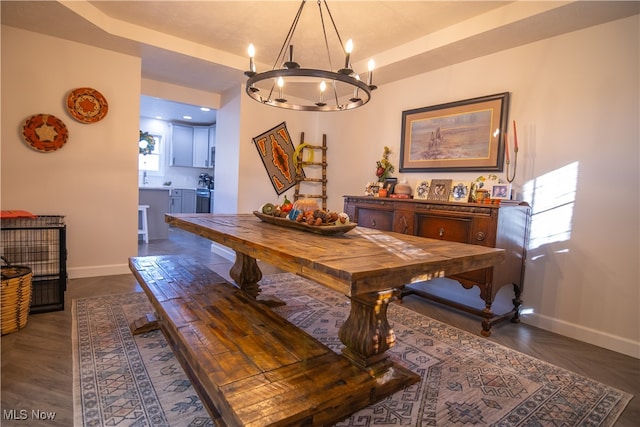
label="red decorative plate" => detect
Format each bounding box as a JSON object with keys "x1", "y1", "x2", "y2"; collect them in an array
[
  {"x1": 22, "y1": 114, "x2": 69, "y2": 152},
  {"x1": 66, "y1": 87, "x2": 108, "y2": 123}
]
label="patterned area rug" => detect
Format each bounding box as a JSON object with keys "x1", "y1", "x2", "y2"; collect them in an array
[{"x1": 72, "y1": 273, "x2": 632, "y2": 426}]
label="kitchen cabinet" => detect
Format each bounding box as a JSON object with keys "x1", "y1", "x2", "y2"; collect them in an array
[
  {"x1": 170, "y1": 189, "x2": 196, "y2": 214},
  {"x1": 343, "y1": 195, "x2": 531, "y2": 336},
  {"x1": 171, "y1": 124, "x2": 215, "y2": 168},
  {"x1": 139, "y1": 188, "x2": 170, "y2": 240},
  {"x1": 171, "y1": 125, "x2": 194, "y2": 167}
]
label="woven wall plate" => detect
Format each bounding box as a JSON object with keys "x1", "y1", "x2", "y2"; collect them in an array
[
  {"x1": 66, "y1": 87, "x2": 108, "y2": 123},
  {"x1": 22, "y1": 114, "x2": 69, "y2": 152}
]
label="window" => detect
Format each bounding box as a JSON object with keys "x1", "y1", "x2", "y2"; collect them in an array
[{"x1": 138, "y1": 134, "x2": 164, "y2": 176}]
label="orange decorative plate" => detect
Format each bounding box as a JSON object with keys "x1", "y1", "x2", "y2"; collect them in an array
[
  {"x1": 22, "y1": 114, "x2": 69, "y2": 152},
  {"x1": 66, "y1": 87, "x2": 108, "y2": 123}
]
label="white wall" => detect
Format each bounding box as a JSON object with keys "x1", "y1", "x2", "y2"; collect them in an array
[
  {"x1": 1, "y1": 26, "x2": 140, "y2": 278},
  {"x1": 317, "y1": 16, "x2": 639, "y2": 357}
]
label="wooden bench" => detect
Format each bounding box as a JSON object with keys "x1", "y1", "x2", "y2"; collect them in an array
[{"x1": 128, "y1": 255, "x2": 394, "y2": 426}]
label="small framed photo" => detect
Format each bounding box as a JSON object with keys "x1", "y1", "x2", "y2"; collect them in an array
[
  {"x1": 490, "y1": 183, "x2": 511, "y2": 200},
  {"x1": 449, "y1": 181, "x2": 471, "y2": 202},
  {"x1": 427, "y1": 179, "x2": 452, "y2": 201},
  {"x1": 365, "y1": 182, "x2": 381, "y2": 196},
  {"x1": 415, "y1": 180, "x2": 430, "y2": 199},
  {"x1": 383, "y1": 177, "x2": 397, "y2": 194}
]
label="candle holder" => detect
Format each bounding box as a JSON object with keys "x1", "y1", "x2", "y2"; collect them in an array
[
  {"x1": 506, "y1": 147, "x2": 518, "y2": 183},
  {"x1": 506, "y1": 120, "x2": 519, "y2": 183}
]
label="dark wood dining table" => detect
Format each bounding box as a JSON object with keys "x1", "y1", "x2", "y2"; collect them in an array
[{"x1": 165, "y1": 213, "x2": 505, "y2": 381}]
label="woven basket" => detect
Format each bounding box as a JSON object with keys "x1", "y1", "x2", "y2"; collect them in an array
[{"x1": 1, "y1": 258, "x2": 33, "y2": 335}]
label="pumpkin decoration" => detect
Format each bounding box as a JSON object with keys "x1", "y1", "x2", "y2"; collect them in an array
[{"x1": 292, "y1": 198, "x2": 320, "y2": 213}]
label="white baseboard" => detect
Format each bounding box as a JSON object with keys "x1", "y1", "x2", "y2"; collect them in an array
[
  {"x1": 210, "y1": 242, "x2": 235, "y2": 261},
  {"x1": 522, "y1": 313, "x2": 640, "y2": 359},
  {"x1": 67, "y1": 264, "x2": 130, "y2": 279}
]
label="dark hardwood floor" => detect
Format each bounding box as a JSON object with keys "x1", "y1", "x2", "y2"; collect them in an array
[{"x1": 1, "y1": 227, "x2": 637, "y2": 426}]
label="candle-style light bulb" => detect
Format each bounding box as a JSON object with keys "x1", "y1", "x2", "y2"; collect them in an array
[
  {"x1": 248, "y1": 44, "x2": 256, "y2": 73},
  {"x1": 367, "y1": 59, "x2": 375, "y2": 86},
  {"x1": 350, "y1": 74, "x2": 361, "y2": 102},
  {"x1": 344, "y1": 39, "x2": 353, "y2": 68},
  {"x1": 275, "y1": 76, "x2": 286, "y2": 103},
  {"x1": 316, "y1": 80, "x2": 327, "y2": 106}
]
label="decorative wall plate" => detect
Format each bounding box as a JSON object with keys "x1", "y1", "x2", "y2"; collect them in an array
[
  {"x1": 66, "y1": 87, "x2": 108, "y2": 123},
  {"x1": 22, "y1": 114, "x2": 69, "y2": 152}
]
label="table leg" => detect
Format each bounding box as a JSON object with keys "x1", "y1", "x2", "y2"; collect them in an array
[
  {"x1": 229, "y1": 251, "x2": 285, "y2": 307},
  {"x1": 338, "y1": 288, "x2": 400, "y2": 376},
  {"x1": 229, "y1": 250, "x2": 262, "y2": 298}
]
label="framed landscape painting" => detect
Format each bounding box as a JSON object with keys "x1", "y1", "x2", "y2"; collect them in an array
[{"x1": 399, "y1": 93, "x2": 509, "y2": 172}]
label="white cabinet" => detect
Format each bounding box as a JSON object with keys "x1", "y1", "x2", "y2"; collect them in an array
[
  {"x1": 193, "y1": 127, "x2": 210, "y2": 168},
  {"x1": 171, "y1": 124, "x2": 215, "y2": 168},
  {"x1": 182, "y1": 189, "x2": 196, "y2": 213},
  {"x1": 209, "y1": 125, "x2": 216, "y2": 168}
]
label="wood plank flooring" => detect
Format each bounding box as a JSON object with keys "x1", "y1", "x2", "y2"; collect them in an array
[{"x1": 1, "y1": 227, "x2": 638, "y2": 426}]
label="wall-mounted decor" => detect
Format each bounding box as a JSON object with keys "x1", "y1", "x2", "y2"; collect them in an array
[
  {"x1": 253, "y1": 122, "x2": 298, "y2": 195},
  {"x1": 399, "y1": 92, "x2": 509, "y2": 172},
  {"x1": 449, "y1": 181, "x2": 472, "y2": 203},
  {"x1": 427, "y1": 179, "x2": 452, "y2": 201},
  {"x1": 66, "y1": 87, "x2": 108, "y2": 123},
  {"x1": 21, "y1": 114, "x2": 69, "y2": 152}
]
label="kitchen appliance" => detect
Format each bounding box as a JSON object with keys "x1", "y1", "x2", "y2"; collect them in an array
[
  {"x1": 198, "y1": 173, "x2": 212, "y2": 188},
  {"x1": 197, "y1": 173, "x2": 213, "y2": 213},
  {"x1": 196, "y1": 188, "x2": 211, "y2": 213}
]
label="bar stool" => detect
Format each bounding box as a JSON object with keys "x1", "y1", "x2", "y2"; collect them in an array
[{"x1": 138, "y1": 205, "x2": 149, "y2": 244}]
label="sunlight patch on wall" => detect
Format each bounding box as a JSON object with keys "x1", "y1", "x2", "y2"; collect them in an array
[{"x1": 523, "y1": 162, "x2": 578, "y2": 250}]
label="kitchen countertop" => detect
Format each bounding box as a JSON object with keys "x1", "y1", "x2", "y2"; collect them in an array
[
  {"x1": 139, "y1": 186, "x2": 171, "y2": 191},
  {"x1": 139, "y1": 186, "x2": 201, "y2": 194}
]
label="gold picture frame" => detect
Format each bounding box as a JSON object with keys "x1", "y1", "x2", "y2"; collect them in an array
[{"x1": 400, "y1": 93, "x2": 510, "y2": 172}]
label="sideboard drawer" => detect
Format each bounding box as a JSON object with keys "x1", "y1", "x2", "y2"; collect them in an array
[
  {"x1": 357, "y1": 208, "x2": 394, "y2": 231},
  {"x1": 416, "y1": 215, "x2": 471, "y2": 243}
]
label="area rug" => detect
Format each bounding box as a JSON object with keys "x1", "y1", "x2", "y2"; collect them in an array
[{"x1": 72, "y1": 273, "x2": 632, "y2": 426}]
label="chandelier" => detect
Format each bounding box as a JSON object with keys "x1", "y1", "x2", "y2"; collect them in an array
[{"x1": 244, "y1": 0, "x2": 376, "y2": 112}]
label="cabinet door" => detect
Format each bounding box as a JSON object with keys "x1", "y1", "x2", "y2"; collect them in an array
[
  {"x1": 415, "y1": 214, "x2": 471, "y2": 243},
  {"x1": 181, "y1": 189, "x2": 196, "y2": 213},
  {"x1": 208, "y1": 125, "x2": 216, "y2": 169},
  {"x1": 193, "y1": 127, "x2": 210, "y2": 168},
  {"x1": 170, "y1": 196, "x2": 182, "y2": 213},
  {"x1": 356, "y1": 208, "x2": 394, "y2": 231},
  {"x1": 171, "y1": 125, "x2": 194, "y2": 167}
]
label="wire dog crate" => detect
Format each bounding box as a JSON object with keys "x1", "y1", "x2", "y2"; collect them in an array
[{"x1": 0, "y1": 216, "x2": 67, "y2": 313}]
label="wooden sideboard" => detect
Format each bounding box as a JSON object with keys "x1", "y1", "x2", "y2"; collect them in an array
[{"x1": 343, "y1": 196, "x2": 531, "y2": 336}]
